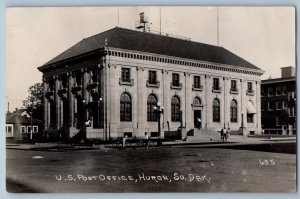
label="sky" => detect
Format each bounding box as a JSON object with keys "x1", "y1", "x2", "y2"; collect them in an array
[{"x1": 5, "y1": 6, "x2": 295, "y2": 111}]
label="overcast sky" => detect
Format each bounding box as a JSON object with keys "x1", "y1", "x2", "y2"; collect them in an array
[{"x1": 6, "y1": 6, "x2": 295, "y2": 111}]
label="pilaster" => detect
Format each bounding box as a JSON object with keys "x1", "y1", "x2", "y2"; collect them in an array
[
  {"x1": 43, "y1": 79, "x2": 48, "y2": 130},
  {"x1": 55, "y1": 77, "x2": 60, "y2": 129},
  {"x1": 184, "y1": 72, "x2": 192, "y2": 130}
]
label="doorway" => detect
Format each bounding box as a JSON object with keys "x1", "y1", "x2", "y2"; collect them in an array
[{"x1": 194, "y1": 110, "x2": 202, "y2": 128}]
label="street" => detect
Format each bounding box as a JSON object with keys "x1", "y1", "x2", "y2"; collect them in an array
[{"x1": 6, "y1": 142, "x2": 296, "y2": 193}]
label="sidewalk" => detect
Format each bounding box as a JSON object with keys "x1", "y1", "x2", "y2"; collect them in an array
[{"x1": 6, "y1": 135, "x2": 296, "y2": 151}]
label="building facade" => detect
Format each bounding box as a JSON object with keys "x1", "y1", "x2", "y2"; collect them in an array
[
  {"x1": 38, "y1": 27, "x2": 264, "y2": 140},
  {"x1": 6, "y1": 109, "x2": 42, "y2": 140},
  {"x1": 261, "y1": 66, "x2": 296, "y2": 135}
]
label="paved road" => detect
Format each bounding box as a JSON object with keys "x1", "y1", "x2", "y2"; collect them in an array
[{"x1": 6, "y1": 142, "x2": 296, "y2": 193}]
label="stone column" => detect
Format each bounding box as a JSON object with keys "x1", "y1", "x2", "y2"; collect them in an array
[
  {"x1": 109, "y1": 65, "x2": 118, "y2": 138},
  {"x1": 83, "y1": 68, "x2": 88, "y2": 122},
  {"x1": 43, "y1": 79, "x2": 48, "y2": 130},
  {"x1": 106, "y1": 65, "x2": 111, "y2": 139},
  {"x1": 224, "y1": 77, "x2": 230, "y2": 129},
  {"x1": 184, "y1": 72, "x2": 192, "y2": 131},
  {"x1": 205, "y1": 75, "x2": 212, "y2": 129},
  {"x1": 241, "y1": 79, "x2": 247, "y2": 135},
  {"x1": 256, "y1": 81, "x2": 262, "y2": 134},
  {"x1": 55, "y1": 77, "x2": 60, "y2": 129},
  {"x1": 162, "y1": 69, "x2": 170, "y2": 138},
  {"x1": 137, "y1": 67, "x2": 145, "y2": 137},
  {"x1": 68, "y1": 72, "x2": 74, "y2": 127}
]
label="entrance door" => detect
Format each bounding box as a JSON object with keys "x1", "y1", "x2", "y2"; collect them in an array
[{"x1": 194, "y1": 110, "x2": 202, "y2": 128}]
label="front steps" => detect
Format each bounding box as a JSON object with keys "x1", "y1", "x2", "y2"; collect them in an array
[{"x1": 186, "y1": 128, "x2": 222, "y2": 142}]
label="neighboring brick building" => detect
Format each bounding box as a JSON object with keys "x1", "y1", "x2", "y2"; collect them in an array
[
  {"x1": 261, "y1": 66, "x2": 296, "y2": 135},
  {"x1": 38, "y1": 27, "x2": 264, "y2": 140}
]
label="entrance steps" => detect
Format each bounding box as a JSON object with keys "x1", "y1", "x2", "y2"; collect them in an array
[{"x1": 186, "y1": 128, "x2": 221, "y2": 142}]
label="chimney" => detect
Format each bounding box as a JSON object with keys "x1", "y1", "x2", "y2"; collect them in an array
[{"x1": 281, "y1": 66, "x2": 295, "y2": 78}]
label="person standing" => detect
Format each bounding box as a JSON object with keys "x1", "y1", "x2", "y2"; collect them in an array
[
  {"x1": 144, "y1": 132, "x2": 149, "y2": 149},
  {"x1": 226, "y1": 128, "x2": 230, "y2": 142},
  {"x1": 223, "y1": 128, "x2": 228, "y2": 142},
  {"x1": 122, "y1": 135, "x2": 128, "y2": 148},
  {"x1": 220, "y1": 128, "x2": 224, "y2": 142}
]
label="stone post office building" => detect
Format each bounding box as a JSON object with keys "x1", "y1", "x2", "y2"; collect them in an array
[{"x1": 38, "y1": 27, "x2": 264, "y2": 140}]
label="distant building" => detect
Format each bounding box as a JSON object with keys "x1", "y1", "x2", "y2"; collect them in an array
[
  {"x1": 261, "y1": 66, "x2": 296, "y2": 135},
  {"x1": 38, "y1": 27, "x2": 264, "y2": 140},
  {"x1": 6, "y1": 109, "x2": 43, "y2": 140}
]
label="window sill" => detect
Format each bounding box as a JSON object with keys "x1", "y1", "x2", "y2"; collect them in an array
[
  {"x1": 246, "y1": 91, "x2": 255, "y2": 96},
  {"x1": 230, "y1": 89, "x2": 239, "y2": 94},
  {"x1": 192, "y1": 87, "x2": 203, "y2": 91},
  {"x1": 119, "y1": 78, "x2": 134, "y2": 86},
  {"x1": 170, "y1": 83, "x2": 182, "y2": 90},
  {"x1": 146, "y1": 80, "x2": 160, "y2": 88},
  {"x1": 212, "y1": 89, "x2": 222, "y2": 93}
]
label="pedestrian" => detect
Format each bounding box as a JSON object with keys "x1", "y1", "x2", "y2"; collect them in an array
[
  {"x1": 226, "y1": 128, "x2": 230, "y2": 142},
  {"x1": 122, "y1": 135, "x2": 128, "y2": 148},
  {"x1": 220, "y1": 128, "x2": 224, "y2": 142},
  {"x1": 144, "y1": 132, "x2": 149, "y2": 149},
  {"x1": 223, "y1": 128, "x2": 228, "y2": 142}
]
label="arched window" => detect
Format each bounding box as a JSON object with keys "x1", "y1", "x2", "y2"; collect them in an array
[
  {"x1": 147, "y1": 94, "x2": 158, "y2": 121},
  {"x1": 120, "y1": 92, "x2": 132, "y2": 121},
  {"x1": 171, "y1": 96, "x2": 181, "y2": 121},
  {"x1": 213, "y1": 98, "x2": 220, "y2": 122},
  {"x1": 230, "y1": 100, "x2": 238, "y2": 122}
]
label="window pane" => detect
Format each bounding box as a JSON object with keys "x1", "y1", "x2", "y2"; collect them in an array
[
  {"x1": 147, "y1": 94, "x2": 158, "y2": 121},
  {"x1": 120, "y1": 93, "x2": 132, "y2": 121},
  {"x1": 149, "y1": 71, "x2": 157, "y2": 84},
  {"x1": 231, "y1": 80, "x2": 236, "y2": 90},
  {"x1": 194, "y1": 76, "x2": 200, "y2": 88},
  {"x1": 172, "y1": 74, "x2": 179, "y2": 86},
  {"x1": 213, "y1": 78, "x2": 219, "y2": 89},
  {"x1": 171, "y1": 96, "x2": 180, "y2": 121},
  {"x1": 121, "y1": 68, "x2": 130, "y2": 82},
  {"x1": 213, "y1": 99, "x2": 220, "y2": 122}
]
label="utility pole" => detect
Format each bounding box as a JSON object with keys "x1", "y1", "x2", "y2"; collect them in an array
[{"x1": 30, "y1": 98, "x2": 34, "y2": 140}]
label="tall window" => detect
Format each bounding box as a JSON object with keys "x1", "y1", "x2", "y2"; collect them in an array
[
  {"x1": 276, "y1": 87, "x2": 282, "y2": 96},
  {"x1": 172, "y1": 73, "x2": 180, "y2": 87},
  {"x1": 282, "y1": 86, "x2": 287, "y2": 95},
  {"x1": 276, "y1": 101, "x2": 282, "y2": 110},
  {"x1": 231, "y1": 80, "x2": 237, "y2": 91},
  {"x1": 247, "y1": 82, "x2": 253, "y2": 91},
  {"x1": 91, "y1": 69, "x2": 98, "y2": 83},
  {"x1": 121, "y1": 68, "x2": 131, "y2": 82},
  {"x1": 268, "y1": 88, "x2": 274, "y2": 96},
  {"x1": 120, "y1": 92, "x2": 132, "y2": 121},
  {"x1": 213, "y1": 78, "x2": 220, "y2": 90},
  {"x1": 194, "y1": 76, "x2": 201, "y2": 88},
  {"x1": 230, "y1": 100, "x2": 238, "y2": 122},
  {"x1": 147, "y1": 94, "x2": 158, "y2": 121},
  {"x1": 75, "y1": 72, "x2": 82, "y2": 85},
  {"x1": 247, "y1": 114, "x2": 254, "y2": 123},
  {"x1": 213, "y1": 98, "x2": 220, "y2": 122},
  {"x1": 268, "y1": 102, "x2": 274, "y2": 110},
  {"x1": 247, "y1": 101, "x2": 255, "y2": 123},
  {"x1": 148, "y1": 71, "x2": 157, "y2": 84},
  {"x1": 171, "y1": 96, "x2": 181, "y2": 121}
]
